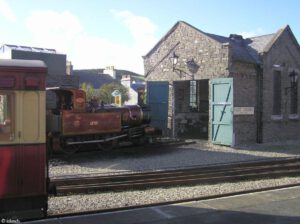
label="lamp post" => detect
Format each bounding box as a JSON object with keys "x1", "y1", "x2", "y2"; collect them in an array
[
  {"x1": 170, "y1": 52, "x2": 179, "y2": 71},
  {"x1": 170, "y1": 52, "x2": 199, "y2": 79},
  {"x1": 186, "y1": 59, "x2": 199, "y2": 79}
]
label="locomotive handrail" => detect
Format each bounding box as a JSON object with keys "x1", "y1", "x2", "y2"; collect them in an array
[{"x1": 66, "y1": 134, "x2": 128, "y2": 145}]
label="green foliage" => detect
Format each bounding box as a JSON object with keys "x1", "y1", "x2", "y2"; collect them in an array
[
  {"x1": 80, "y1": 82, "x2": 130, "y2": 105},
  {"x1": 80, "y1": 83, "x2": 95, "y2": 102},
  {"x1": 98, "y1": 83, "x2": 129, "y2": 104}
]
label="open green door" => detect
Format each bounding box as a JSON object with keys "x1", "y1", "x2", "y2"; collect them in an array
[
  {"x1": 147, "y1": 81, "x2": 169, "y2": 133},
  {"x1": 210, "y1": 78, "x2": 233, "y2": 146}
]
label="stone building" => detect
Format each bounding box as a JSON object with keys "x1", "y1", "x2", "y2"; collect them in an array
[{"x1": 143, "y1": 21, "x2": 300, "y2": 146}]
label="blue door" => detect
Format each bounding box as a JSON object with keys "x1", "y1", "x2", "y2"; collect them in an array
[
  {"x1": 147, "y1": 81, "x2": 169, "y2": 132},
  {"x1": 210, "y1": 78, "x2": 233, "y2": 146}
]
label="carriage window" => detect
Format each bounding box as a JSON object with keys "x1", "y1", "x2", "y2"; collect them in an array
[{"x1": 0, "y1": 93, "x2": 14, "y2": 141}]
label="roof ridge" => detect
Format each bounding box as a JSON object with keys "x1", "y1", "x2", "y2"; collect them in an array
[{"x1": 249, "y1": 33, "x2": 275, "y2": 39}]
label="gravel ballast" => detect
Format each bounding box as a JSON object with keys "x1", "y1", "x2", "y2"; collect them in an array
[
  {"x1": 48, "y1": 177, "x2": 300, "y2": 215},
  {"x1": 49, "y1": 140, "x2": 300, "y2": 177},
  {"x1": 48, "y1": 140, "x2": 300, "y2": 215}
]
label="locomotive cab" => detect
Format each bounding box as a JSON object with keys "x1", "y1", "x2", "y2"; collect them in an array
[{"x1": 47, "y1": 87, "x2": 86, "y2": 114}]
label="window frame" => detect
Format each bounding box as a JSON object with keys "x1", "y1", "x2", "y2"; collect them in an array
[
  {"x1": 290, "y1": 78, "x2": 298, "y2": 116},
  {"x1": 0, "y1": 91, "x2": 15, "y2": 141},
  {"x1": 189, "y1": 80, "x2": 198, "y2": 112},
  {"x1": 272, "y1": 70, "x2": 282, "y2": 116}
]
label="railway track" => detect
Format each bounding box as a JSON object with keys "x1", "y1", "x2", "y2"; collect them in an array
[{"x1": 51, "y1": 156, "x2": 300, "y2": 195}]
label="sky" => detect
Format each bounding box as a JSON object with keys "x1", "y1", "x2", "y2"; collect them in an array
[{"x1": 0, "y1": 0, "x2": 299, "y2": 74}]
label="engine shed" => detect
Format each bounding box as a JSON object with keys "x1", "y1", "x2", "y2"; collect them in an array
[{"x1": 144, "y1": 21, "x2": 300, "y2": 146}]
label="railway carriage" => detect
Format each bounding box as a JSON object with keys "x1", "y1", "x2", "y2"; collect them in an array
[{"x1": 0, "y1": 59, "x2": 48, "y2": 220}]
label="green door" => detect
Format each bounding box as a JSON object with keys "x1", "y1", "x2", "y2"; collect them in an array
[
  {"x1": 210, "y1": 78, "x2": 233, "y2": 146},
  {"x1": 147, "y1": 81, "x2": 169, "y2": 132}
]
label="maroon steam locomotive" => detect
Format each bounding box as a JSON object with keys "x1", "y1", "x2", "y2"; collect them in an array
[{"x1": 46, "y1": 87, "x2": 159, "y2": 154}]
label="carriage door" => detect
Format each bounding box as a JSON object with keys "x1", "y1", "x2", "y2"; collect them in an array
[
  {"x1": 19, "y1": 91, "x2": 46, "y2": 194},
  {"x1": 210, "y1": 78, "x2": 233, "y2": 146},
  {"x1": 147, "y1": 81, "x2": 169, "y2": 133}
]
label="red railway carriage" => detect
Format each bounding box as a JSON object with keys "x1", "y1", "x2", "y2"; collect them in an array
[{"x1": 0, "y1": 59, "x2": 47, "y2": 220}]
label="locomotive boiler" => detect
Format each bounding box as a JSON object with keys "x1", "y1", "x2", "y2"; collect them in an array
[{"x1": 46, "y1": 87, "x2": 159, "y2": 154}]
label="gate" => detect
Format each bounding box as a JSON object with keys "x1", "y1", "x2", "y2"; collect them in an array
[
  {"x1": 210, "y1": 78, "x2": 233, "y2": 146},
  {"x1": 147, "y1": 81, "x2": 169, "y2": 132}
]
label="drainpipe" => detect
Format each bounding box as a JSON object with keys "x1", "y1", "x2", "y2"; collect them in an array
[
  {"x1": 172, "y1": 81, "x2": 176, "y2": 139},
  {"x1": 256, "y1": 64, "x2": 263, "y2": 143}
]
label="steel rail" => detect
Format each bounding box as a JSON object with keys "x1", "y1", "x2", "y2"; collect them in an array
[{"x1": 51, "y1": 157, "x2": 300, "y2": 195}]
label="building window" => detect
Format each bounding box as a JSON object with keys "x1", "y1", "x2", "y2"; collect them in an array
[
  {"x1": 272, "y1": 70, "x2": 281, "y2": 115},
  {"x1": 290, "y1": 79, "x2": 298, "y2": 114},
  {"x1": 189, "y1": 81, "x2": 198, "y2": 111}
]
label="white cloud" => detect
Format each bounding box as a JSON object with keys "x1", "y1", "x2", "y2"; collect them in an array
[
  {"x1": 111, "y1": 10, "x2": 157, "y2": 54},
  {"x1": 25, "y1": 10, "x2": 82, "y2": 52},
  {"x1": 238, "y1": 28, "x2": 266, "y2": 38},
  {"x1": 0, "y1": 0, "x2": 16, "y2": 22},
  {"x1": 24, "y1": 9, "x2": 158, "y2": 74}
]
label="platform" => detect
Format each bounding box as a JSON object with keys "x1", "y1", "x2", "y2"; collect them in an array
[{"x1": 26, "y1": 186, "x2": 300, "y2": 224}]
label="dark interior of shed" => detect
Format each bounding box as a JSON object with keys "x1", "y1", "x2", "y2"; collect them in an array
[{"x1": 174, "y1": 79, "x2": 209, "y2": 139}]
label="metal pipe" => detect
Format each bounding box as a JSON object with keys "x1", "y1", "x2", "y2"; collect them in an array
[{"x1": 256, "y1": 64, "x2": 263, "y2": 143}]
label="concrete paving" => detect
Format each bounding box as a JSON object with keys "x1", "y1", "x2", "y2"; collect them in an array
[{"x1": 27, "y1": 186, "x2": 300, "y2": 224}]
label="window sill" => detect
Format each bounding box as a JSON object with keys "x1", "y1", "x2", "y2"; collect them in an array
[
  {"x1": 271, "y1": 115, "x2": 283, "y2": 120},
  {"x1": 289, "y1": 114, "x2": 299, "y2": 120}
]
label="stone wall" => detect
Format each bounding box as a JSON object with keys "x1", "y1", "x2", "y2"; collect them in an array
[
  {"x1": 144, "y1": 22, "x2": 230, "y2": 137},
  {"x1": 261, "y1": 29, "x2": 300, "y2": 142},
  {"x1": 230, "y1": 62, "x2": 258, "y2": 144},
  {"x1": 144, "y1": 22, "x2": 230, "y2": 82}
]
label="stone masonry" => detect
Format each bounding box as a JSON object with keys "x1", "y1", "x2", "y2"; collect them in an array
[{"x1": 144, "y1": 21, "x2": 300, "y2": 145}]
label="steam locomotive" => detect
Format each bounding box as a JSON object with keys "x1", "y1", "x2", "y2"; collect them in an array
[{"x1": 46, "y1": 87, "x2": 160, "y2": 154}]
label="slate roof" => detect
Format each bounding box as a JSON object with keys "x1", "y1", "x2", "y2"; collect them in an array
[
  {"x1": 247, "y1": 34, "x2": 276, "y2": 53},
  {"x1": 1, "y1": 44, "x2": 58, "y2": 54},
  {"x1": 72, "y1": 70, "x2": 116, "y2": 89},
  {"x1": 73, "y1": 69, "x2": 144, "y2": 89},
  {"x1": 144, "y1": 21, "x2": 297, "y2": 65}
]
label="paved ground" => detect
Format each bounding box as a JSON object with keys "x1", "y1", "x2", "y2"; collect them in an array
[{"x1": 27, "y1": 186, "x2": 300, "y2": 224}]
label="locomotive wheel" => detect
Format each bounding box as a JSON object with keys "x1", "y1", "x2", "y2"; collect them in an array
[
  {"x1": 46, "y1": 136, "x2": 53, "y2": 158},
  {"x1": 98, "y1": 141, "x2": 113, "y2": 151},
  {"x1": 132, "y1": 137, "x2": 145, "y2": 146},
  {"x1": 61, "y1": 144, "x2": 81, "y2": 156}
]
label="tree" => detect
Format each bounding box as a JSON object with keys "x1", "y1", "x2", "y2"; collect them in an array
[
  {"x1": 97, "y1": 83, "x2": 129, "y2": 105},
  {"x1": 80, "y1": 83, "x2": 95, "y2": 102}
]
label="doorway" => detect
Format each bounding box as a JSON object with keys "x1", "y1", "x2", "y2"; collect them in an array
[{"x1": 174, "y1": 80, "x2": 209, "y2": 139}]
